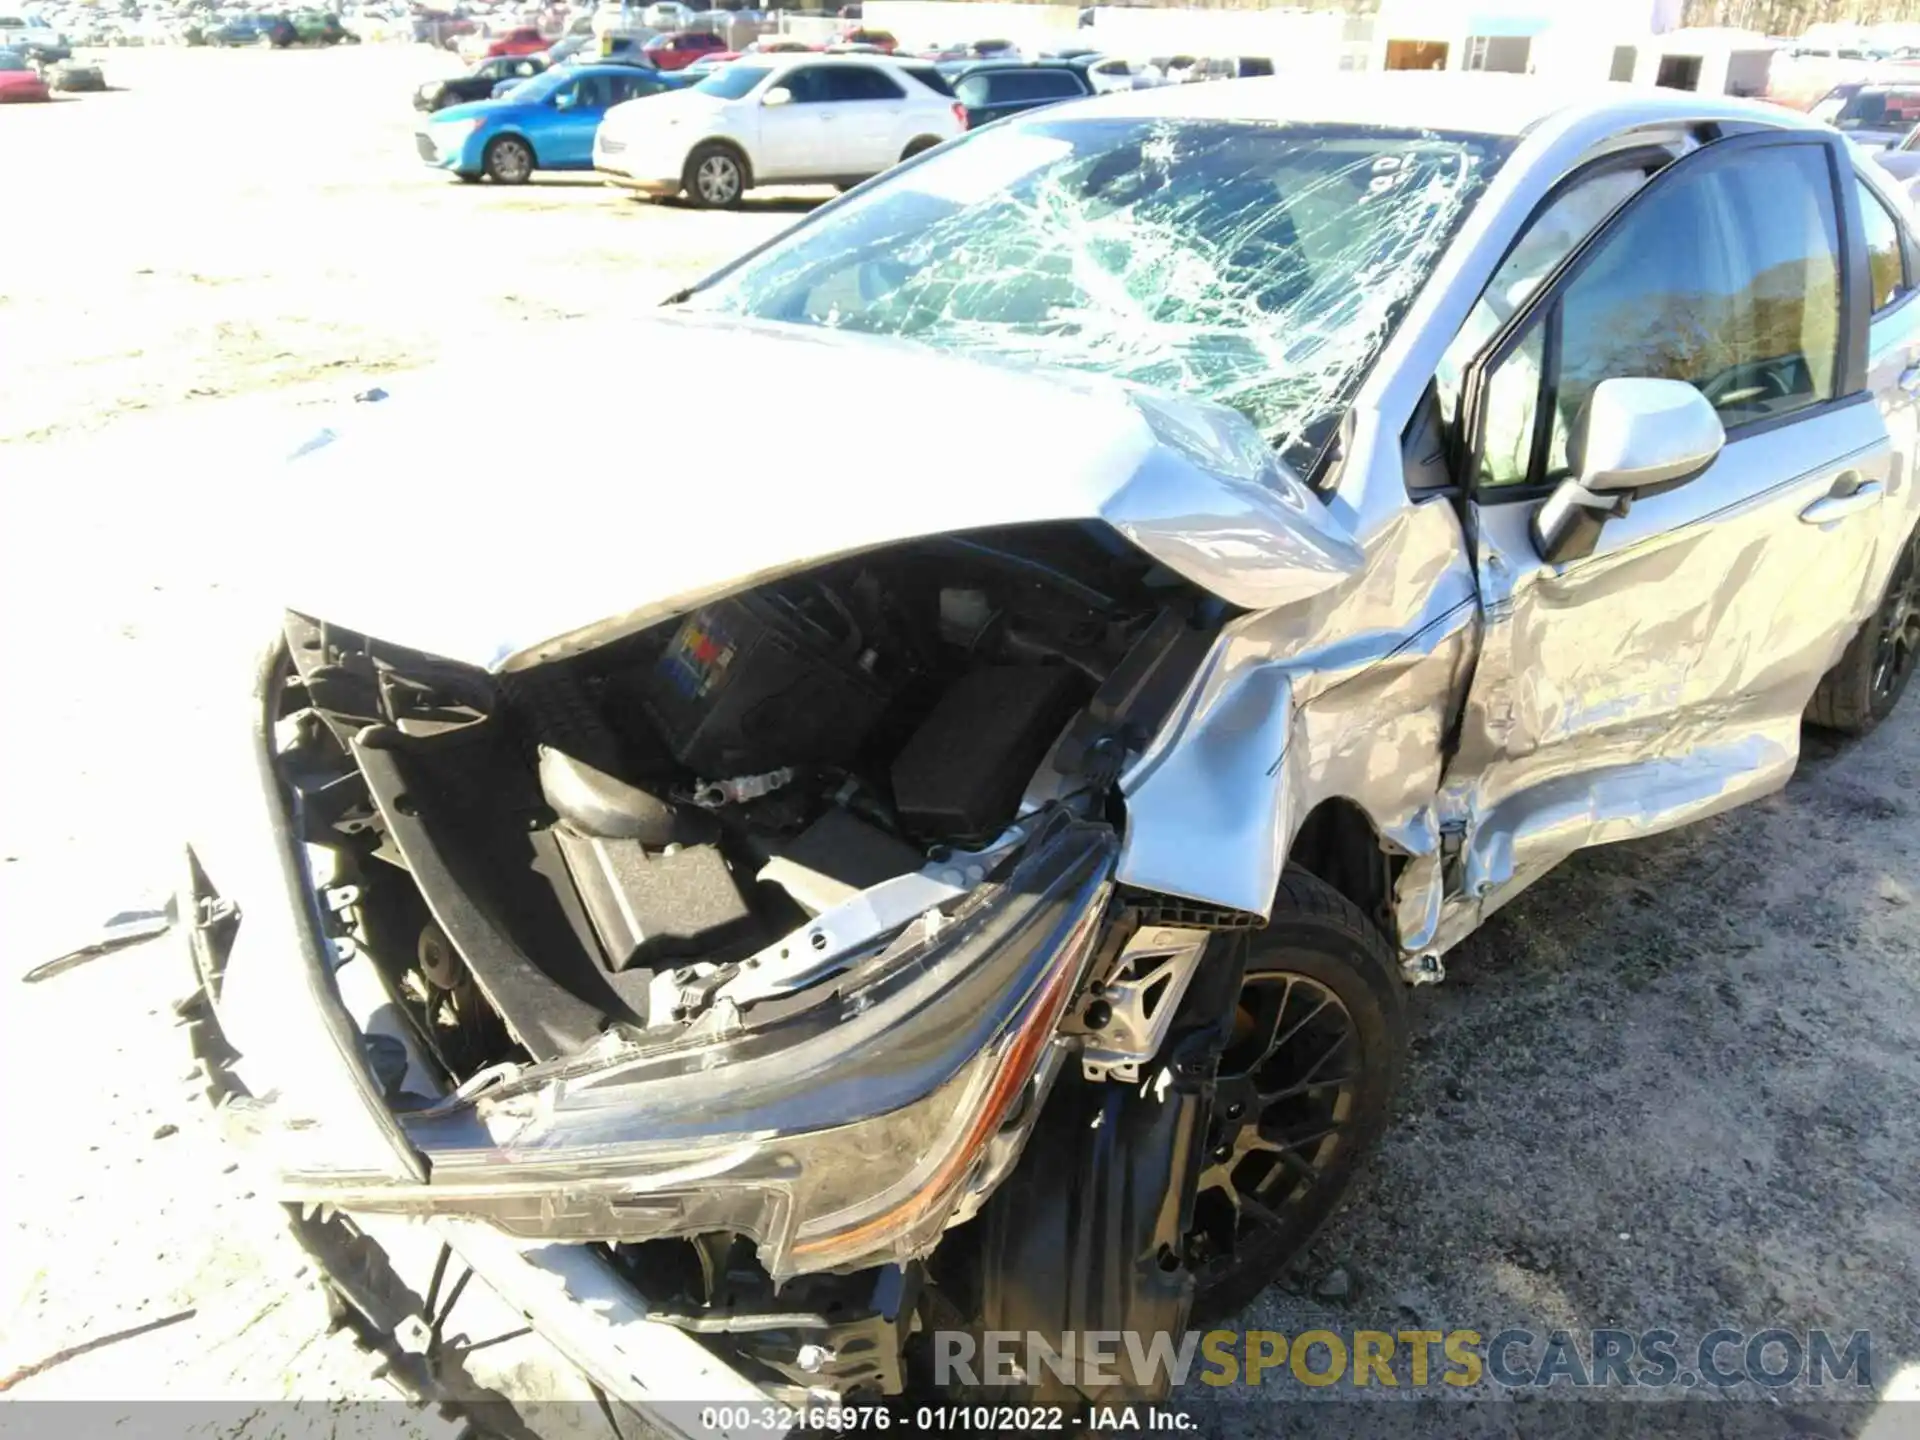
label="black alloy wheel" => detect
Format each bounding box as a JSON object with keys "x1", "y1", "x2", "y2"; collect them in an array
[
  {"x1": 1870, "y1": 527, "x2": 1919, "y2": 714},
  {"x1": 1809, "y1": 523, "x2": 1920, "y2": 735},
  {"x1": 1187, "y1": 870, "x2": 1407, "y2": 1322}
]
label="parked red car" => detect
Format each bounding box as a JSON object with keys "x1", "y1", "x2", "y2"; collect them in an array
[
  {"x1": 642, "y1": 29, "x2": 727, "y2": 70},
  {"x1": 484, "y1": 27, "x2": 549, "y2": 58},
  {"x1": 0, "y1": 52, "x2": 49, "y2": 101}
]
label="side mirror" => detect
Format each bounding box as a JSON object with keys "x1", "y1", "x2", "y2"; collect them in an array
[
  {"x1": 762, "y1": 85, "x2": 791, "y2": 105},
  {"x1": 1531, "y1": 377, "x2": 1724, "y2": 564}
]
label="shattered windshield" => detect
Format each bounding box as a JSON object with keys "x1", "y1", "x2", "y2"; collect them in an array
[{"x1": 684, "y1": 117, "x2": 1511, "y2": 476}]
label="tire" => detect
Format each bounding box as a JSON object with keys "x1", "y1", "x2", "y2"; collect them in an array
[
  {"x1": 482, "y1": 134, "x2": 534, "y2": 184},
  {"x1": 899, "y1": 135, "x2": 940, "y2": 162},
  {"x1": 1807, "y1": 522, "x2": 1920, "y2": 737},
  {"x1": 682, "y1": 141, "x2": 745, "y2": 208},
  {"x1": 1187, "y1": 867, "x2": 1408, "y2": 1322}
]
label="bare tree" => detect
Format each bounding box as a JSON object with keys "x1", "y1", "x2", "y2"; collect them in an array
[{"x1": 1683, "y1": 0, "x2": 1920, "y2": 31}]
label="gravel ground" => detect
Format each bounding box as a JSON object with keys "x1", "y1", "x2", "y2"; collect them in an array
[{"x1": 1, "y1": 42, "x2": 1916, "y2": 1439}]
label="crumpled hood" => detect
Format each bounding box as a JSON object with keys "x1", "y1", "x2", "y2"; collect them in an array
[{"x1": 281, "y1": 310, "x2": 1363, "y2": 671}]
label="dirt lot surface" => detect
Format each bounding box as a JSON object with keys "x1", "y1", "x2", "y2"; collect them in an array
[{"x1": 2, "y1": 42, "x2": 1916, "y2": 1439}]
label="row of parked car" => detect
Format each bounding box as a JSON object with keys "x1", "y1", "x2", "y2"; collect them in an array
[
  {"x1": 0, "y1": 28, "x2": 105, "y2": 97},
  {"x1": 193, "y1": 10, "x2": 357, "y2": 44},
  {"x1": 412, "y1": 36, "x2": 1271, "y2": 200},
  {"x1": 1797, "y1": 79, "x2": 1920, "y2": 201}
]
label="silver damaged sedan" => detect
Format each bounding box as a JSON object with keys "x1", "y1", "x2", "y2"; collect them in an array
[{"x1": 180, "y1": 73, "x2": 1920, "y2": 1420}]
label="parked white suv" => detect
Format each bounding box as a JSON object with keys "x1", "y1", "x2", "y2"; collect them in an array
[{"x1": 594, "y1": 54, "x2": 965, "y2": 207}]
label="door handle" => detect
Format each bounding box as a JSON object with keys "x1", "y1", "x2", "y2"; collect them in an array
[
  {"x1": 1799, "y1": 477, "x2": 1885, "y2": 524},
  {"x1": 1900, "y1": 363, "x2": 1920, "y2": 394}
]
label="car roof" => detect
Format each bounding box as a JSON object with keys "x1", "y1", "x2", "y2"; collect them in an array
[
  {"x1": 751, "y1": 51, "x2": 929, "y2": 69},
  {"x1": 1069, "y1": 71, "x2": 1825, "y2": 139},
  {"x1": 567, "y1": 61, "x2": 663, "y2": 76},
  {"x1": 949, "y1": 58, "x2": 1078, "y2": 72}
]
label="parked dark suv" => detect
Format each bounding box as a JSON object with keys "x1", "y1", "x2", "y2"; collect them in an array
[{"x1": 948, "y1": 60, "x2": 1089, "y2": 128}]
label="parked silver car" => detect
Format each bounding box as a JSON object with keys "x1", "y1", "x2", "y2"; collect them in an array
[
  {"x1": 183, "y1": 74, "x2": 1920, "y2": 1423},
  {"x1": 1811, "y1": 80, "x2": 1920, "y2": 149}
]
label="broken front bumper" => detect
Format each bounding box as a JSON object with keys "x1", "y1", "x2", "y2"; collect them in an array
[
  {"x1": 180, "y1": 921, "x2": 775, "y2": 1433},
  {"x1": 197, "y1": 641, "x2": 1119, "y2": 1285}
]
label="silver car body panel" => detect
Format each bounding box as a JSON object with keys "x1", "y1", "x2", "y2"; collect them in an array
[
  {"x1": 212, "y1": 80, "x2": 1920, "y2": 1230},
  {"x1": 279, "y1": 315, "x2": 1360, "y2": 675},
  {"x1": 1117, "y1": 494, "x2": 1478, "y2": 917},
  {"x1": 1430, "y1": 399, "x2": 1897, "y2": 951},
  {"x1": 184, "y1": 86, "x2": 1920, "y2": 1399},
  {"x1": 268, "y1": 84, "x2": 1920, "y2": 948},
  {"x1": 1127, "y1": 91, "x2": 1917, "y2": 926}
]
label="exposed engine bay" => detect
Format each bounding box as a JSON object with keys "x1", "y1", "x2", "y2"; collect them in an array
[
  {"x1": 255, "y1": 522, "x2": 1242, "y2": 1402},
  {"x1": 279, "y1": 522, "x2": 1223, "y2": 1086}
]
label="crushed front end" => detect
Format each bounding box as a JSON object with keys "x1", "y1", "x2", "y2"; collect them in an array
[{"x1": 190, "y1": 522, "x2": 1242, "y2": 1406}]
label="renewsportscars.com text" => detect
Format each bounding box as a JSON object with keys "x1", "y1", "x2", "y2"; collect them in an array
[{"x1": 934, "y1": 1328, "x2": 1873, "y2": 1391}]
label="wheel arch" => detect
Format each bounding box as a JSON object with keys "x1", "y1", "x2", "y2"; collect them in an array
[
  {"x1": 1285, "y1": 797, "x2": 1399, "y2": 940},
  {"x1": 486, "y1": 129, "x2": 539, "y2": 166},
  {"x1": 689, "y1": 134, "x2": 753, "y2": 187}
]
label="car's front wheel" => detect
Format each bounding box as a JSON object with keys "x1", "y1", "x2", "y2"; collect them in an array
[
  {"x1": 683, "y1": 142, "x2": 745, "y2": 208},
  {"x1": 483, "y1": 135, "x2": 534, "y2": 184},
  {"x1": 1187, "y1": 868, "x2": 1408, "y2": 1322},
  {"x1": 1808, "y1": 522, "x2": 1919, "y2": 736}
]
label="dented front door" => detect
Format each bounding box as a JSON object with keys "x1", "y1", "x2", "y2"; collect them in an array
[{"x1": 1433, "y1": 131, "x2": 1890, "y2": 948}]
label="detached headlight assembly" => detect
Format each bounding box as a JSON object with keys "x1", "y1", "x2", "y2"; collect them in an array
[{"x1": 282, "y1": 818, "x2": 1120, "y2": 1281}]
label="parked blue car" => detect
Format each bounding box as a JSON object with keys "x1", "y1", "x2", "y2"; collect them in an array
[{"x1": 416, "y1": 64, "x2": 674, "y2": 184}]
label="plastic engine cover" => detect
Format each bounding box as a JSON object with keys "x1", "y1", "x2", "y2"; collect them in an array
[{"x1": 891, "y1": 666, "x2": 1087, "y2": 843}]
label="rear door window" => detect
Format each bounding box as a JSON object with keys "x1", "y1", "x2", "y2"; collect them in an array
[
  {"x1": 897, "y1": 61, "x2": 952, "y2": 95},
  {"x1": 830, "y1": 65, "x2": 906, "y2": 101},
  {"x1": 984, "y1": 68, "x2": 1086, "y2": 102},
  {"x1": 782, "y1": 65, "x2": 834, "y2": 103}
]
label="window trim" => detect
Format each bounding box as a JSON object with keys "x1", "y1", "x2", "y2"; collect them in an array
[
  {"x1": 1435, "y1": 141, "x2": 1680, "y2": 485},
  {"x1": 1854, "y1": 167, "x2": 1917, "y2": 319},
  {"x1": 1461, "y1": 129, "x2": 1866, "y2": 506}
]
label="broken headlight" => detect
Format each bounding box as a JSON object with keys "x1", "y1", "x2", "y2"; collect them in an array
[{"x1": 287, "y1": 819, "x2": 1117, "y2": 1280}]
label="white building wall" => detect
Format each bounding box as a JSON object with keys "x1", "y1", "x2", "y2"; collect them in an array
[
  {"x1": 1085, "y1": 7, "x2": 1345, "y2": 70},
  {"x1": 861, "y1": 0, "x2": 1077, "y2": 52}
]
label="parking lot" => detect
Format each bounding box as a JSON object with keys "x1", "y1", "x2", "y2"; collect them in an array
[{"x1": 1, "y1": 40, "x2": 1917, "y2": 1437}]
